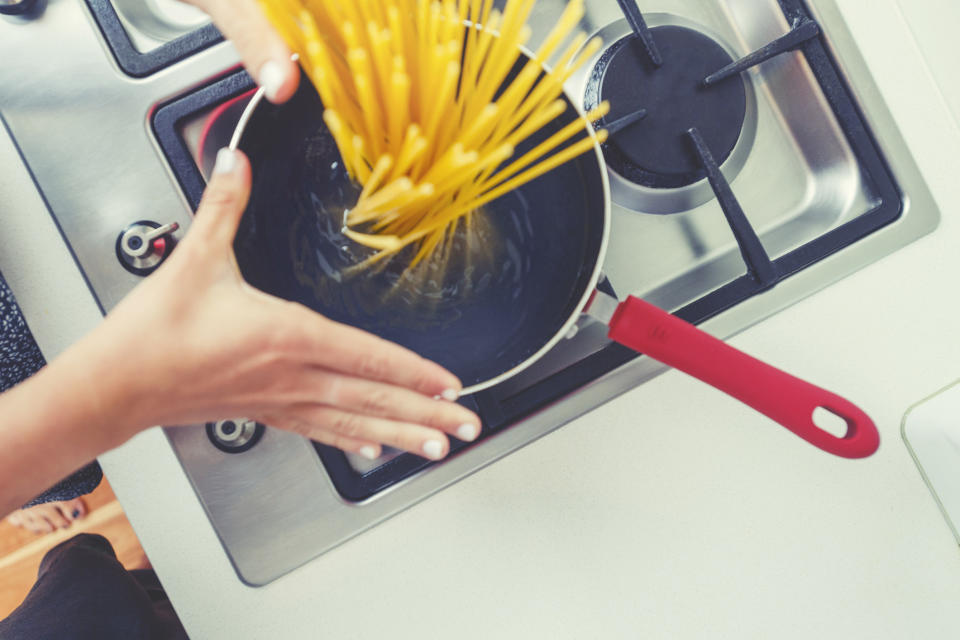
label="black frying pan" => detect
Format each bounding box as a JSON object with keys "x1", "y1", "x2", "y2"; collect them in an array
[{"x1": 229, "y1": 69, "x2": 879, "y2": 459}]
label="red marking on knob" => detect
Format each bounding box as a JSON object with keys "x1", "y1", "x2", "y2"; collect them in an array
[{"x1": 152, "y1": 238, "x2": 167, "y2": 256}]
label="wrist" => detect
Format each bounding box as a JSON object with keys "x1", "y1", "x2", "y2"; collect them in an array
[{"x1": 46, "y1": 330, "x2": 150, "y2": 450}]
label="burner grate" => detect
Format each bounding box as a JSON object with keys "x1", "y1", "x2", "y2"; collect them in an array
[{"x1": 592, "y1": 24, "x2": 748, "y2": 189}]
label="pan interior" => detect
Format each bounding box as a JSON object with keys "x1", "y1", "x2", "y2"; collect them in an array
[{"x1": 233, "y1": 78, "x2": 606, "y2": 389}]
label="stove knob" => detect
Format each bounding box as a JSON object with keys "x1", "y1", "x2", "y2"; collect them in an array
[
  {"x1": 207, "y1": 419, "x2": 265, "y2": 453},
  {"x1": 116, "y1": 221, "x2": 179, "y2": 276}
]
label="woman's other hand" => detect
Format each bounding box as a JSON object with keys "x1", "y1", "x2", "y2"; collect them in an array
[
  {"x1": 182, "y1": 0, "x2": 300, "y2": 104},
  {"x1": 74, "y1": 149, "x2": 479, "y2": 461}
]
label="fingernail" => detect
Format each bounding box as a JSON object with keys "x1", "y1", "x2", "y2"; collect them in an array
[
  {"x1": 456, "y1": 423, "x2": 479, "y2": 442},
  {"x1": 213, "y1": 148, "x2": 238, "y2": 175},
  {"x1": 422, "y1": 440, "x2": 445, "y2": 460},
  {"x1": 359, "y1": 445, "x2": 379, "y2": 460},
  {"x1": 441, "y1": 388, "x2": 459, "y2": 402},
  {"x1": 259, "y1": 60, "x2": 286, "y2": 102}
]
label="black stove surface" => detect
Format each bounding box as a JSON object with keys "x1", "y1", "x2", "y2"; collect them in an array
[{"x1": 84, "y1": 0, "x2": 221, "y2": 77}]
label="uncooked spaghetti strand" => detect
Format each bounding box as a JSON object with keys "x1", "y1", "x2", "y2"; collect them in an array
[
  {"x1": 390, "y1": 127, "x2": 429, "y2": 180},
  {"x1": 474, "y1": 131, "x2": 608, "y2": 210},
  {"x1": 494, "y1": 36, "x2": 597, "y2": 144},
  {"x1": 323, "y1": 110, "x2": 363, "y2": 177},
  {"x1": 465, "y1": 22, "x2": 532, "y2": 125},
  {"x1": 388, "y1": 64, "x2": 411, "y2": 157},
  {"x1": 430, "y1": 143, "x2": 514, "y2": 201},
  {"x1": 494, "y1": 34, "x2": 589, "y2": 141},
  {"x1": 465, "y1": 6, "x2": 529, "y2": 122},
  {"x1": 479, "y1": 102, "x2": 610, "y2": 193}
]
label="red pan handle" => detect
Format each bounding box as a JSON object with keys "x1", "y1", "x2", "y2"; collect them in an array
[{"x1": 606, "y1": 296, "x2": 879, "y2": 459}]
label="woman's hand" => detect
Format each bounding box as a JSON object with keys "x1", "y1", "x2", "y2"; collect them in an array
[
  {"x1": 182, "y1": 0, "x2": 300, "y2": 104},
  {"x1": 71, "y1": 149, "x2": 480, "y2": 461}
]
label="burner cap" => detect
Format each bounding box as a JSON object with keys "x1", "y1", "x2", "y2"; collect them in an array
[{"x1": 590, "y1": 25, "x2": 747, "y2": 189}]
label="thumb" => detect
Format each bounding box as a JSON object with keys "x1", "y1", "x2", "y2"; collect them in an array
[{"x1": 191, "y1": 148, "x2": 252, "y2": 248}]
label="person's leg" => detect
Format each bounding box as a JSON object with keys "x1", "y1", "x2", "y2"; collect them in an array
[
  {"x1": 0, "y1": 534, "x2": 187, "y2": 640},
  {"x1": 6, "y1": 498, "x2": 87, "y2": 534}
]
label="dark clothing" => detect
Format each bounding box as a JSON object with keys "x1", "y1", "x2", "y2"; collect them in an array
[
  {"x1": 0, "y1": 534, "x2": 188, "y2": 640},
  {"x1": 0, "y1": 268, "x2": 45, "y2": 389},
  {"x1": 22, "y1": 464, "x2": 103, "y2": 508},
  {"x1": 0, "y1": 270, "x2": 102, "y2": 505},
  {"x1": 1, "y1": 277, "x2": 185, "y2": 638}
]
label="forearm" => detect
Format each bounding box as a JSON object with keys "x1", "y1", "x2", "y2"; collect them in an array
[{"x1": 0, "y1": 340, "x2": 135, "y2": 517}]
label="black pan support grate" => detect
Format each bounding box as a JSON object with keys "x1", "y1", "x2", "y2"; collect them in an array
[
  {"x1": 152, "y1": 0, "x2": 902, "y2": 501},
  {"x1": 83, "y1": 0, "x2": 222, "y2": 77}
]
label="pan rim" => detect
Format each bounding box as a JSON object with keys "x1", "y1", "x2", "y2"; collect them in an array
[{"x1": 229, "y1": 72, "x2": 611, "y2": 396}]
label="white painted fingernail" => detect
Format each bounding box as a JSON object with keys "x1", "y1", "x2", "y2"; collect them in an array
[
  {"x1": 258, "y1": 60, "x2": 286, "y2": 102},
  {"x1": 359, "y1": 446, "x2": 379, "y2": 460},
  {"x1": 441, "y1": 388, "x2": 459, "y2": 402},
  {"x1": 422, "y1": 440, "x2": 445, "y2": 460},
  {"x1": 213, "y1": 148, "x2": 237, "y2": 175},
  {"x1": 456, "y1": 424, "x2": 479, "y2": 442}
]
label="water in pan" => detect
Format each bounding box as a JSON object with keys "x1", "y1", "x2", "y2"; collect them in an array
[{"x1": 285, "y1": 145, "x2": 512, "y2": 334}]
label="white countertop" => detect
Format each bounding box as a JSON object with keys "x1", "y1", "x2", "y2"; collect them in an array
[{"x1": 4, "y1": 0, "x2": 960, "y2": 638}]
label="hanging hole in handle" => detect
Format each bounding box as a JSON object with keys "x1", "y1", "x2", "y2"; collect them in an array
[{"x1": 812, "y1": 406, "x2": 850, "y2": 438}]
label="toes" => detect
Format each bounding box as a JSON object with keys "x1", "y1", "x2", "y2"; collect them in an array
[
  {"x1": 64, "y1": 498, "x2": 86, "y2": 521},
  {"x1": 43, "y1": 505, "x2": 70, "y2": 530},
  {"x1": 24, "y1": 513, "x2": 52, "y2": 534},
  {"x1": 6, "y1": 499, "x2": 88, "y2": 534}
]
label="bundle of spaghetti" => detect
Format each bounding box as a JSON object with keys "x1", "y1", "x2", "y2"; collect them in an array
[{"x1": 259, "y1": 0, "x2": 609, "y2": 267}]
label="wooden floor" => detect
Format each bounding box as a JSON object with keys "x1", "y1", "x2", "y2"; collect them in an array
[{"x1": 0, "y1": 479, "x2": 147, "y2": 620}]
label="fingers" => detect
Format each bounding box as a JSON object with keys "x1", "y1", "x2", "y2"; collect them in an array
[
  {"x1": 290, "y1": 307, "x2": 464, "y2": 398},
  {"x1": 307, "y1": 369, "x2": 480, "y2": 442},
  {"x1": 190, "y1": 148, "x2": 252, "y2": 248},
  {"x1": 273, "y1": 405, "x2": 453, "y2": 461},
  {"x1": 186, "y1": 0, "x2": 300, "y2": 103},
  {"x1": 262, "y1": 413, "x2": 382, "y2": 460}
]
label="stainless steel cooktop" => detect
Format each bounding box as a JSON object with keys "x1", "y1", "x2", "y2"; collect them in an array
[{"x1": 0, "y1": 0, "x2": 940, "y2": 585}]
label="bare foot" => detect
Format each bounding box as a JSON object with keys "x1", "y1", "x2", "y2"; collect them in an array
[{"x1": 5, "y1": 498, "x2": 87, "y2": 535}]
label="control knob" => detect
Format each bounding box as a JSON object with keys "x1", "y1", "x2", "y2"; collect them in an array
[
  {"x1": 116, "y1": 221, "x2": 179, "y2": 276},
  {"x1": 207, "y1": 419, "x2": 265, "y2": 453}
]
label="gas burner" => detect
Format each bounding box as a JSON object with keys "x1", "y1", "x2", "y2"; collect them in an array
[
  {"x1": 593, "y1": 25, "x2": 747, "y2": 190},
  {"x1": 580, "y1": 15, "x2": 759, "y2": 215}
]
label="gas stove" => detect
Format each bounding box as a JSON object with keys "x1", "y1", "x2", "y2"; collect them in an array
[{"x1": 0, "y1": 0, "x2": 939, "y2": 585}]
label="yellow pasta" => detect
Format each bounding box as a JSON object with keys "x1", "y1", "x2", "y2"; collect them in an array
[{"x1": 260, "y1": 0, "x2": 609, "y2": 267}]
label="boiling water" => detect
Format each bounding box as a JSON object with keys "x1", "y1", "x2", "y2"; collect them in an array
[
  {"x1": 237, "y1": 112, "x2": 597, "y2": 387},
  {"x1": 285, "y1": 133, "x2": 534, "y2": 337}
]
